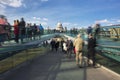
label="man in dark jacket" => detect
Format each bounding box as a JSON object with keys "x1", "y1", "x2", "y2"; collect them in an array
[
  {"x1": 87, "y1": 26, "x2": 92, "y2": 35},
  {"x1": 19, "y1": 18, "x2": 26, "y2": 43},
  {"x1": 66, "y1": 38, "x2": 73, "y2": 58},
  {"x1": 87, "y1": 34, "x2": 96, "y2": 67},
  {"x1": 50, "y1": 39, "x2": 55, "y2": 51}
]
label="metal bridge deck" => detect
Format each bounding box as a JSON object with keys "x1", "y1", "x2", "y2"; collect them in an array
[{"x1": 1, "y1": 50, "x2": 120, "y2": 80}]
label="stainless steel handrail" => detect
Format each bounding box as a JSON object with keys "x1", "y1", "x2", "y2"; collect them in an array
[{"x1": 97, "y1": 44, "x2": 120, "y2": 48}]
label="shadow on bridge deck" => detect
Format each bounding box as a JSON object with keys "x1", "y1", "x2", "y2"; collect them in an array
[{"x1": 1, "y1": 50, "x2": 120, "y2": 80}]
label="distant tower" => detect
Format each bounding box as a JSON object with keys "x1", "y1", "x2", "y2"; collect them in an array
[{"x1": 56, "y1": 22, "x2": 64, "y2": 32}]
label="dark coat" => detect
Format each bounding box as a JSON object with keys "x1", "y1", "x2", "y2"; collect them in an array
[
  {"x1": 19, "y1": 20, "x2": 26, "y2": 35},
  {"x1": 88, "y1": 38, "x2": 96, "y2": 55},
  {"x1": 50, "y1": 40, "x2": 55, "y2": 47},
  {"x1": 55, "y1": 41, "x2": 59, "y2": 48}
]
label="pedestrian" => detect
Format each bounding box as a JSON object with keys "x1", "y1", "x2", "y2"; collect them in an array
[
  {"x1": 13, "y1": 20, "x2": 19, "y2": 43},
  {"x1": 87, "y1": 33, "x2": 97, "y2": 67},
  {"x1": 0, "y1": 16, "x2": 10, "y2": 46},
  {"x1": 94, "y1": 24, "x2": 100, "y2": 39},
  {"x1": 19, "y1": 18, "x2": 26, "y2": 43},
  {"x1": 87, "y1": 26, "x2": 92, "y2": 35},
  {"x1": 63, "y1": 40, "x2": 67, "y2": 54},
  {"x1": 60, "y1": 39, "x2": 64, "y2": 52},
  {"x1": 74, "y1": 34, "x2": 84, "y2": 68},
  {"x1": 50, "y1": 39, "x2": 55, "y2": 51},
  {"x1": 66, "y1": 38, "x2": 74, "y2": 58},
  {"x1": 32, "y1": 23, "x2": 38, "y2": 40},
  {"x1": 55, "y1": 40, "x2": 59, "y2": 52}
]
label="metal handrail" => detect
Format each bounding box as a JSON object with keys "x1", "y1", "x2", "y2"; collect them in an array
[
  {"x1": 0, "y1": 33, "x2": 57, "y2": 60},
  {"x1": 97, "y1": 44, "x2": 120, "y2": 48}
]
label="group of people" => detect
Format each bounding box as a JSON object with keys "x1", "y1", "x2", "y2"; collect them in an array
[
  {"x1": 0, "y1": 17, "x2": 45, "y2": 46},
  {"x1": 50, "y1": 38, "x2": 74, "y2": 58},
  {"x1": 87, "y1": 24, "x2": 100, "y2": 39},
  {"x1": 13, "y1": 18, "x2": 26, "y2": 43},
  {"x1": 13, "y1": 18, "x2": 44, "y2": 43},
  {"x1": 63, "y1": 38, "x2": 74, "y2": 58},
  {"x1": 50, "y1": 39, "x2": 60, "y2": 52},
  {"x1": 74, "y1": 33, "x2": 96, "y2": 68},
  {"x1": 50, "y1": 33, "x2": 97, "y2": 68},
  {"x1": 0, "y1": 15, "x2": 11, "y2": 45}
]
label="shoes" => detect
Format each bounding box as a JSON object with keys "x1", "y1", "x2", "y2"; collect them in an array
[
  {"x1": 76, "y1": 64, "x2": 83, "y2": 68},
  {"x1": 79, "y1": 66, "x2": 83, "y2": 68},
  {"x1": 93, "y1": 65, "x2": 100, "y2": 68}
]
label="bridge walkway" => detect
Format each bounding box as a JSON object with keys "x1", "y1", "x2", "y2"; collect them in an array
[{"x1": 2, "y1": 49, "x2": 120, "y2": 80}]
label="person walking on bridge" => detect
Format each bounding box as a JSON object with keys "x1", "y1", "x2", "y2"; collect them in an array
[
  {"x1": 74, "y1": 34, "x2": 84, "y2": 68},
  {"x1": 19, "y1": 18, "x2": 26, "y2": 43},
  {"x1": 13, "y1": 20, "x2": 19, "y2": 43},
  {"x1": 66, "y1": 38, "x2": 74, "y2": 58},
  {"x1": 87, "y1": 33, "x2": 96, "y2": 67},
  {"x1": 50, "y1": 39, "x2": 55, "y2": 51}
]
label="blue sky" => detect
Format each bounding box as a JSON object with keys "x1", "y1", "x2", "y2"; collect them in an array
[{"x1": 0, "y1": 0, "x2": 120, "y2": 29}]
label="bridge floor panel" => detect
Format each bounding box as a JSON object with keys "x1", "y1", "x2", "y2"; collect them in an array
[{"x1": 2, "y1": 50, "x2": 120, "y2": 80}]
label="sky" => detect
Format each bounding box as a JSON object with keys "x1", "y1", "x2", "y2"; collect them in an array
[{"x1": 0, "y1": 0, "x2": 120, "y2": 29}]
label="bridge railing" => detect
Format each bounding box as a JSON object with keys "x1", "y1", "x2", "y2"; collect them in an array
[
  {"x1": 63, "y1": 33, "x2": 120, "y2": 73},
  {"x1": 96, "y1": 44, "x2": 120, "y2": 62},
  {"x1": 0, "y1": 33, "x2": 57, "y2": 74}
]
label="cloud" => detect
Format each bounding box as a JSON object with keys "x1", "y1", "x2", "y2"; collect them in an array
[
  {"x1": 73, "y1": 24, "x2": 78, "y2": 26},
  {"x1": 41, "y1": 0, "x2": 48, "y2": 2},
  {"x1": 117, "y1": 20, "x2": 120, "y2": 22},
  {"x1": 95, "y1": 19, "x2": 109, "y2": 23},
  {"x1": 94, "y1": 18, "x2": 120, "y2": 26},
  {"x1": 63, "y1": 22, "x2": 79, "y2": 27},
  {"x1": 0, "y1": 3, "x2": 6, "y2": 8},
  {"x1": 23, "y1": 3, "x2": 26, "y2": 8},
  {"x1": 41, "y1": 21, "x2": 48, "y2": 26},
  {"x1": 33, "y1": 17, "x2": 48, "y2": 21},
  {"x1": 33, "y1": 17, "x2": 41, "y2": 20},
  {"x1": 0, "y1": 4, "x2": 6, "y2": 14},
  {"x1": 27, "y1": 17, "x2": 48, "y2": 26},
  {"x1": 108, "y1": 23, "x2": 114, "y2": 26},
  {"x1": 107, "y1": 19, "x2": 120, "y2": 25},
  {"x1": 0, "y1": 0, "x2": 23, "y2": 15},
  {"x1": 63, "y1": 22, "x2": 71, "y2": 26},
  {"x1": 43, "y1": 18, "x2": 48, "y2": 21},
  {"x1": 62, "y1": 22, "x2": 80, "y2": 29},
  {"x1": 0, "y1": 0, "x2": 23, "y2": 8}
]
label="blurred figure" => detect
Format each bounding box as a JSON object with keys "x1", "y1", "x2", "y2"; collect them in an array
[
  {"x1": 32, "y1": 23, "x2": 38, "y2": 40},
  {"x1": 87, "y1": 26, "x2": 92, "y2": 35},
  {"x1": 13, "y1": 20, "x2": 19, "y2": 43},
  {"x1": 94, "y1": 24, "x2": 100, "y2": 39},
  {"x1": 19, "y1": 18, "x2": 26, "y2": 43},
  {"x1": 63, "y1": 40, "x2": 67, "y2": 54},
  {"x1": 66, "y1": 38, "x2": 74, "y2": 58},
  {"x1": 38, "y1": 24, "x2": 44, "y2": 35},
  {"x1": 60, "y1": 38, "x2": 64, "y2": 52},
  {"x1": 50, "y1": 39, "x2": 55, "y2": 51},
  {"x1": 74, "y1": 34, "x2": 84, "y2": 68},
  {"x1": 0, "y1": 15, "x2": 10, "y2": 46},
  {"x1": 87, "y1": 33, "x2": 96, "y2": 67},
  {"x1": 55, "y1": 40, "x2": 59, "y2": 52}
]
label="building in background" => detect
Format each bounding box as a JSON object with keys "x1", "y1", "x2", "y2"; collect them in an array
[{"x1": 56, "y1": 22, "x2": 64, "y2": 32}]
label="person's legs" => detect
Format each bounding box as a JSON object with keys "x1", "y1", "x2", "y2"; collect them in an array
[
  {"x1": 68, "y1": 50, "x2": 72, "y2": 58},
  {"x1": 87, "y1": 54, "x2": 91, "y2": 66},
  {"x1": 51, "y1": 46, "x2": 54, "y2": 51},
  {"x1": 92, "y1": 54, "x2": 96, "y2": 66},
  {"x1": 79, "y1": 52, "x2": 82, "y2": 66},
  {"x1": 20, "y1": 34, "x2": 23, "y2": 43},
  {"x1": 15, "y1": 35, "x2": 17, "y2": 43},
  {"x1": 55, "y1": 47, "x2": 57, "y2": 51},
  {"x1": 76, "y1": 51, "x2": 79, "y2": 65}
]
